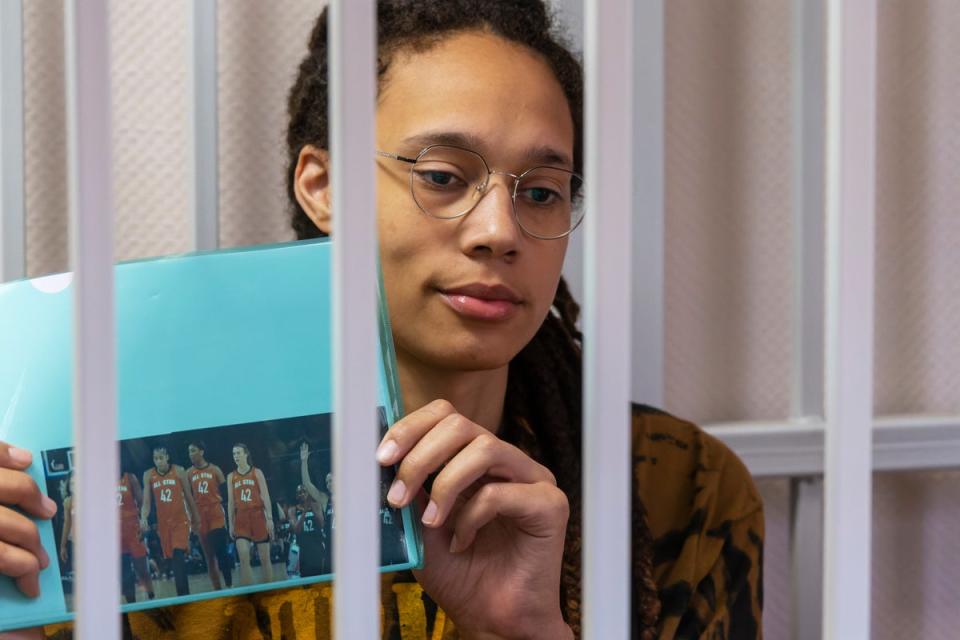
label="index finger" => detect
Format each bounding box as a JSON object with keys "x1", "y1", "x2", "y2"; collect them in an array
[
  {"x1": 376, "y1": 399, "x2": 463, "y2": 465},
  {"x1": 0, "y1": 469, "x2": 57, "y2": 519},
  {"x1": 0, "y1": 442, "x2": 32, "y2": 471}
]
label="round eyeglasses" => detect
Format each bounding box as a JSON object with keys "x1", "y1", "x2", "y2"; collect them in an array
[{"x1": 377, "y1": 144, "x2": 584, "y2": 240}]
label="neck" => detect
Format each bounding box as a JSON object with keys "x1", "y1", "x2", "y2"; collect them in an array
[{"x1": 396, "y1": 352, "x2": 509, "y2": 434}]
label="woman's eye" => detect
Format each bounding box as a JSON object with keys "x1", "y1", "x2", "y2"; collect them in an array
[
  {"x1": 414, "y1": 169, "x2": 465, "y2": 189},
  {"x1": 520, "y1": 186, "x2": 562, "y2": 206}
]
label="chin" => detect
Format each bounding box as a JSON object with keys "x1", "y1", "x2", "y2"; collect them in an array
[{"x1": 415, "y1": 335, "x2": 523, "y2": 372}]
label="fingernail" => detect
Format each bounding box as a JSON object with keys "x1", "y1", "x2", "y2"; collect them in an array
[
  {"x1": 376, "y1": 440, "x2": 399, "y2": 464},
  {"x1": 448, "y1": 534, "x2": 461, "y2": 554},
  {"x1": 8, "y1": 446, "x2": 31, "y2": 466},
  {"x1": 42, "y1": 495, "x2": 57, "y2": 516},
  {"x1": 39, "y1": 546, "x2": 50, "y2": 570},
  {"x1": 421, "y1": 500, "x2": 438, "y2": 526},
  {"x1": 386, "y1": 479, "x2": 406, "y2": 506}
]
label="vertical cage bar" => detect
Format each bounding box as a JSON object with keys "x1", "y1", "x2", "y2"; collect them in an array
[
  {"x1": 790, "y1": 0, "x2": 827, "y2": 421},
  {"x1": 822, "y1": 1, "x2": 877, "y2": 638},
  {"x1": 0, "y1": 0, "x2": 25, "y2": 282},
  {"x1": 188, "y1": 0, "x2": 219, "y2": 251},
  {"x1": 790, "y1": 476, "x2": 824, "y2": 640},
  {"x1": 65, "y1": 0, "x2": 119, "y2": 637},
  {"x1": 631, "y1": 0, "x2": 665, "y2": 407},
  {"x1": 329, "y1": 1, "x2": 379, "y2": 637},
  {"x1": 789, "y1": 1, "x2": 827, "y2": 636},
  {"x1": 583, "y1": 0, "x2": 635, "y2": 637}
]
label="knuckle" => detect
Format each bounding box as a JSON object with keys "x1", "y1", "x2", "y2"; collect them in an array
[
  {"x1": 539, "y1": 465, "x2": 558, "y2": 486},
  {"x1": 543, "y1": 485, "x2": 570, "y2": 519},
  {"x1": 443, "y1": 412, "x2": 468, "y2": 433},
  {"x1": 476, "y1": 482, "x2": 502, "y2": 504},
  {"x1": 472, "y1": 433, "x2": 500, "y2": 456},
  {"x1": 430, "y1": 399, "x2": 455, "y2": 416}
]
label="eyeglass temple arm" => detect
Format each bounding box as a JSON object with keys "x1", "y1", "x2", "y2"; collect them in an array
[{"x1": 375, "y1": 150, "x2": 418, "y2": 165}]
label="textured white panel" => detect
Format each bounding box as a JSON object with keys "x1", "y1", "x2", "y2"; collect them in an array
[
  {"x1": 109, "y1": 0, "x2": 192, "y2": 262},
  {"x1": 23, "y1": 0, "x2": 68, "y2": 277},
  {"x1": 216, "y1": 0, "x2": 316, "y2": 249},
  {"x1": 663, "y1": 0, "x2": 794, "y2": 424},
  {"x1": 874, "y1": 0, "x2": 960, "y2": 416},
  {"x1": 871, "y1": 470, "x2": 960, "y2": 640},
  {"x1": 755, "y1": 478, "x2": 791, "y2": 640}
]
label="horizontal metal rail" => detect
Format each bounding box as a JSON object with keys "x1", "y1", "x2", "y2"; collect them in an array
[{"x1": 706, "y1": 415, "x2": 960, "y2": 477}]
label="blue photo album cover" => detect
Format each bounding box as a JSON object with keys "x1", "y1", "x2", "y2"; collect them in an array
[{"x1": 0, "y1": 239, "x2": 421, "y2": 631}]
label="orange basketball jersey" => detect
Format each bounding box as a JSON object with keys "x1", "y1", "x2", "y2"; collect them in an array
[
  {"x1": 148, "y1": 467, "x2": 189, "y2": 524},
  {"x1": 231, "y1": 467, "x2": 264, "y2": 511},
  {"x1": 117, "y1": 473, "x2": 140, "y2": 520},
  {"x1": 188, "y1": 465, "x2": 222, "y2": 507}
]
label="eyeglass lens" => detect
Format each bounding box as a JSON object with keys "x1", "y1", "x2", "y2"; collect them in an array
[{"x1": 410, "y1": 145, "x2": 584, "y2": 239}]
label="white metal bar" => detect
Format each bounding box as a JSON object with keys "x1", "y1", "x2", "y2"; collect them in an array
[
  {"x1": 790, "y1": 477, "x2": 824, "y2": 640},
  {"x1": 0, "y1": 0, "x2": 25, "y2": 282},
  {"x1": 790, "y1": 0, "x2": 826, "y2": 420},
  {"x1": 188, "y1": 0, "x2": 219, "y2": 251},
  {"x1": 631, "y1": 0, "x2": 665, "y2": 407},
  {"x1": 823, "y1": 1, "x2": 877, "y2": 635},
  {"x1": 64, "y1": 0, "x2": 119, "y2": 638},
  {"x1": 705, "y1": 415, "x2": 960, "y2": 477},
  {"x1": 328, "y1": 1, "x2": 378, "y2": 638},
  {"x1": 583, "y1": 0, "x2": 634, "y2": 637}
]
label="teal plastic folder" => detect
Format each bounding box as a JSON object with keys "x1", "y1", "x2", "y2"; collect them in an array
[{"x1": 0, "y1": 239, "x2": 421, "y2": 631}]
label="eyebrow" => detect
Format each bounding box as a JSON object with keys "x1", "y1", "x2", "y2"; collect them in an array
[{"x1": 399, "y1": 130, "x2": 574, "y2": 169}]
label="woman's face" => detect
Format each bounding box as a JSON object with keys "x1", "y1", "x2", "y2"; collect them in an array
[
  {"x1": 373, "y1": 32, "x2": 573, "y2": 372},
  {"x1": 153, "y1": 450, "x2": 170, "y2": 473},
  {"x1": 188, "y1": 444, "x2": 204, "y2": 466},
  {"x1": 232, "y1": 446, "x2": 248, "y2": 467}
]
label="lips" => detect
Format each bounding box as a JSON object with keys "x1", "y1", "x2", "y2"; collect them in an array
[{"x1": 438, "y1": 283, "x2": 523, "y2": 321}]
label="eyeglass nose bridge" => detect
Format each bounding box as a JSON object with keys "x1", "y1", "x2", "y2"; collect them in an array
[{"x1": 476, "y1": 169, "x2": 523, "y2": 201}]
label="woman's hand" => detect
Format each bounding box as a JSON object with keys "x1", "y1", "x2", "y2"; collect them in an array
[
  {"x1": 0, "y1": 441, "x2": 57, "y2": 598},
  {"x1": 376, "y1": 400, "x2": 573, "y2": 640}
]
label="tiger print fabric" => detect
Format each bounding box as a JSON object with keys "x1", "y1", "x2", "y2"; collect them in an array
[
  {"x1": 633, "y1": 405, "x2": 764, "y2": 639},
  {"x1": 41, "y1": 406, "x2": 762, "y2": 639}
]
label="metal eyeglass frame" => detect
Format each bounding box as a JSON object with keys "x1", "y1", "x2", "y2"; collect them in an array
[{"x1": 376, "y1": 144, "x2": 584, "y2": 240}]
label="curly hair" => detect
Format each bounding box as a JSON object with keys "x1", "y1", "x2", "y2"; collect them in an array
[{"x1": 285, "y1": 2, "x2": 658, "y2": 637}]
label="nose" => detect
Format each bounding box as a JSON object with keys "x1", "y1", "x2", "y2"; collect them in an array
[{"x1": 459, "y1": 174, "x2": 522, "y2": 260}]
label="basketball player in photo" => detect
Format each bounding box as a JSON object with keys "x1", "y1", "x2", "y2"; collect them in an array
[
  {"x1": 185, "y1": 441, "x2": 233, "y2": 590},
  {"x1": 227, "y1": 443, "x2": 274, "y2": 585},
  {"x1": 291, "y1": 442, "x2": 329, "y2": 577},
  {"x1": 58, "y1": 474, "x2": 75, "y2": 572},
  {"x1": 140, "y1": 445, "x2": 201, "y2": 596},
  {"x1": 118, "y1": 471, "x2": 155, "y2": 602}
]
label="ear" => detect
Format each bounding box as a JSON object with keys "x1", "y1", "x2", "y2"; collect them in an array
[{"x1": 294, "y1": 145, "x2": 332, "y2": 235}]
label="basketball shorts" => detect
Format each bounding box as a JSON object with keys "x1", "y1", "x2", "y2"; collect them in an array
[
  {"x1": 120, "y1": 516, "x2": 147, "y2": 559},
  {"x1": 198, "y1": 503, "x2": 226, "y2": 537},
  {"x1": 233, "y1": 508, "x2": 268, "y2": 543},
  {"x1": 157, "y1": 518, "x2": 189, "y2": 558}
]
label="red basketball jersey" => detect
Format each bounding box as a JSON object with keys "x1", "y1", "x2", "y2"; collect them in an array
[
  {"x1": 188, "y1": 465, "x2": 222, "y2": 507},
  {"x1": 148, "y1": 467, "x2": 188, "y2": 523},
  {"x1": 231, "y1": 467, "x2": 264, "y2": 511},
  {"x1": 117, "y1": 473, "x2": 139, "y2": 520}
]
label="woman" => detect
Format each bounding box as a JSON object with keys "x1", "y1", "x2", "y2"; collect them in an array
[
  {"x1": 185, "y1": 441, "x2": 233, "y2": 590},
  {"x1": 226, "y1": 443, "x2": 274, "y2": 586},
  {"x1": 0, "y1": 2, "x2": 762, "y2": 638},
  {"x1": 140, "y1": 446, "x2": 200, "y2": 597},
  {"x1": 117, "y1": 470, "x2": 154, "y2": 603},
  {"x1": 288, "y1": 442, "x2": 329, "y2": 577}
]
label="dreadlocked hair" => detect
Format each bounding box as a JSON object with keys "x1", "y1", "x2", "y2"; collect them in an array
[{"x1": 286, "y1": 1, "x2": 659, "y2": 636}]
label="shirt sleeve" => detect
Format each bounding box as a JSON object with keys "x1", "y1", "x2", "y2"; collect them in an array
[{"x1": 633, "y1": 406, "x2": 764, "y2": 639}]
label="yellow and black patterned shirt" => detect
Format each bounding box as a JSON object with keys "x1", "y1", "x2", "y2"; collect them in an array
[{"x1": 43, "y1": 405, "x2": 762, "y2": 639}]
